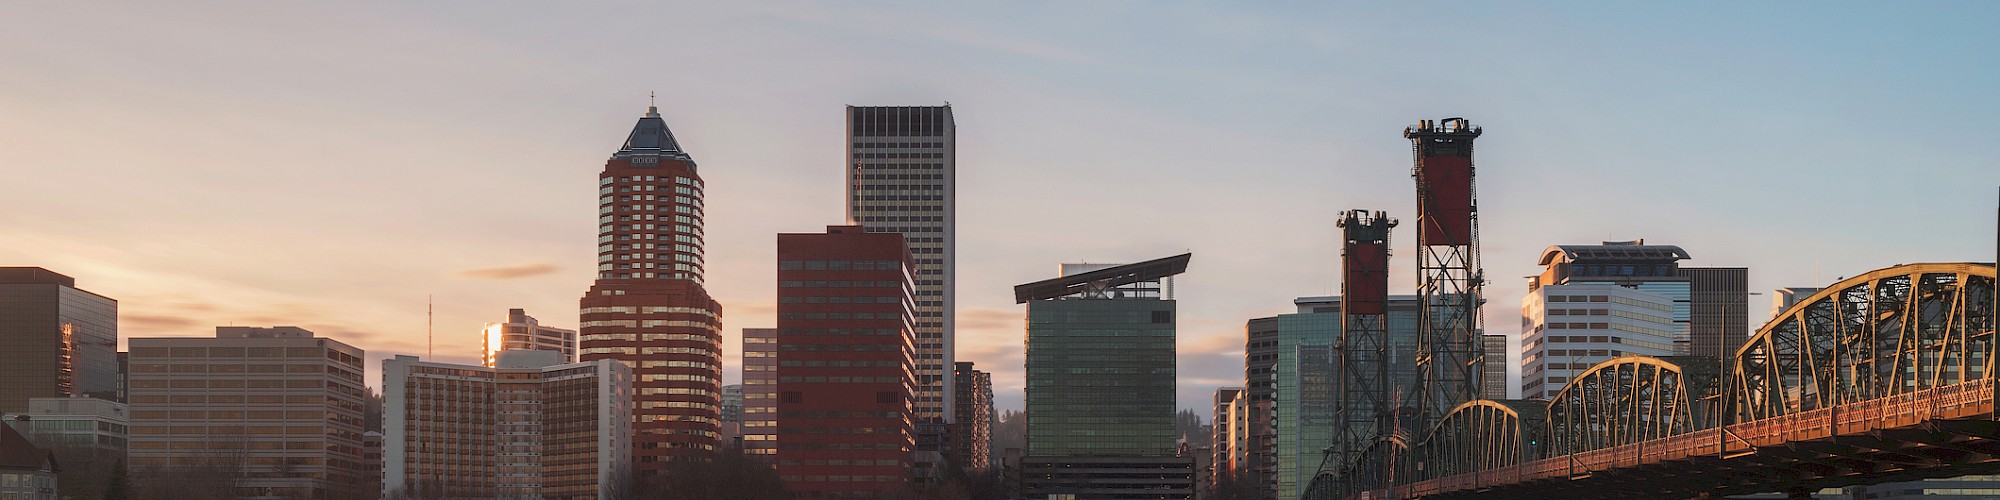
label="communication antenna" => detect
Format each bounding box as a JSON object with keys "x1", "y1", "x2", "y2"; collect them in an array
[{"x1": 427, "y1": 294, "x2": 434, "y2": 359}]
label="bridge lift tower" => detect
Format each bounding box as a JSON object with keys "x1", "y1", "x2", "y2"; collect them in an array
[
  {"x1": 1407, "y1": 118, "x2": 1487, "y2": 425},
  {"x1": 1333, "y1": 209, "x2": 1397, "y2": 476}
]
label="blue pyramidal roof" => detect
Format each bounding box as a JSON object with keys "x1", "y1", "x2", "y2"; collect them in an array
[{"x1": 615, "y1": 106, "x2": 692, "y2": 162}]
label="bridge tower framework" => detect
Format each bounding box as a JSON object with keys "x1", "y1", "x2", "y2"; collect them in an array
[
  {"x1": 1407, "y1": 118, "x2": 1486, "y2": 425},
  {"x1": 1333, "y1": 209, "x2": 1397, "y2": 482}
]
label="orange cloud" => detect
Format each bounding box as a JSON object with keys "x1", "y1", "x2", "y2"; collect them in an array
[{"x1": 456, "y1": 263, "x2": 559, "y2": 280}]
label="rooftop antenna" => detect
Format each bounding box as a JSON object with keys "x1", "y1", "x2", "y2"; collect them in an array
[{"x1": 427, "y1": 294, "x2": 434, "y2": 359}]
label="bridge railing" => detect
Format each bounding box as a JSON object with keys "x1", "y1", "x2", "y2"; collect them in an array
[{"x1": 1386, "y1": 378, "x2": 1995, "y2": 498}]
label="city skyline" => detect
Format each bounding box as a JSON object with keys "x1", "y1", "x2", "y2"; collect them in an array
[{"x1": 5, "y1": 2, "x2": 1998, "y2": 415}]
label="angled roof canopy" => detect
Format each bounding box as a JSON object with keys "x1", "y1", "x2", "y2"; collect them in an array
[
  {"x1": 1014, "y1": 253, "x2": 1191, "y2": 303},
  {"x1": 614, "y1": 105, "x2": 693, "y2": 162}
]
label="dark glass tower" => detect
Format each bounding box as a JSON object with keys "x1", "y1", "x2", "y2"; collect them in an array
[
  {"x1": 579, "y1": 105, "x2": 724, "y2": 470},
  {"x1": 0, "y1": 267, "x2": 118, "y2": 412}
]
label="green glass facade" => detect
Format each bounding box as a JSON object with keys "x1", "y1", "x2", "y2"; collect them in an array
[
  {"x1": 1024, "y1": 298, "x2": 1177, "y2": 457},
  {"x1": 1267, "y1": 312, "x2": 1338, "y2": 500}
]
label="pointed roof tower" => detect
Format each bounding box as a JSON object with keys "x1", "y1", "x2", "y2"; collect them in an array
[{"x1": 614, "y1": 97, "x2": 693, "y2": 163}]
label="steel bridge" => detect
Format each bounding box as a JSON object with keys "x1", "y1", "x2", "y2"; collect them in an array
[{"x1": 1313, "y1": 262, "x2": 1997, "y2": 499}]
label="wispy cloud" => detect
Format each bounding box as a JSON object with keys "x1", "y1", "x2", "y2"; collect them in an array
[{"x1": 456, "y1": 262, "x2": 559, "y2": 280}]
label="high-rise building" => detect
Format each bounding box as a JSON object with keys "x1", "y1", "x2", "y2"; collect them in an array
[
  {"x1": 579, "y1": 104, "x2": 725, "y2": 470},
  {"x1": 0, "y1": 267, "x2": 118, "y2": 413},
  {"x1": 1210, "y1": 387, "x2": 1247, "y2": 486},
  {"x1": 844, "y1": 105, "x2": 955, "y2": 423},
  {"x1": 1520, "y1": 241, "x2": 1747, "y2": 399},
  {"x1": 1015, "y1": 255, "x2": 1194, "y2": 499},
  {"x1": 127, "y1": 326, "x2": 368, "y2": 499},
  {"x1": 1520, "y1": 284, "x2": 1678, "y2": 399},
  {"x1": 740, "y1": 328, "x2": 778, "y2": 462},
  {"x1": 382, "y1": 351, "x2": 632, "y2": 499},
  {"x1": 720, "y1": 384, "x2": 744, "y2": 446},
  {"x1": 482, "y1": 308, "x2": 577, "y2": 366},
  {"x1": 1482, "y1": 334, "x2": 1509, "y2": 399},
  {"x1": 1679, "y1": 267, "x2": 1749, "y2": 361},
  {"x1": 951, "y1": 362, "x2": 993, "y2": 476},
  {"x1": 774, "y1": 225, "x2": 918, "y2": 497},
  {"x1": 1, "y1": 397, "x2": 128, "y2": 481}
]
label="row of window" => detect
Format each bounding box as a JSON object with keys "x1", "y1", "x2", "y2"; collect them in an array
[
  {"x1": 601, "y1": 174, "x2": 701, "y2": 189},
  {"x1": 780, "y1": 281, "x2": 907, "y2": 288},
  {"x1": 779, "y1": 296, "x2": 906, "y2": 304},
  {"x1": 855, "y1": 195, "x2": 944, "y2": 202},
  {"x1": 854, "y1": 173, "x2": 945, "y2": 180},
  {"x1": 581, "y1": 306, "x2": 717, "y2": 316},
  {"x1": 577, "y1": 319, "x2": 716, "y2": 329},
  {"x1": 777, "y1": 376, "x2": 903, "y2": 384},
  {"x1": 778, "y1": 260, "x2": 907, "y2": 271},
  {"x1": 852, "y1": 142, "x2": 944, "y2": 149},
  {"x1": 852, "y1": 152, "x2": 946, "y2": 159},
  {"x1": 778, "y1": 343, "x2": 903, "y2": 352},
  {"x1": 858, "y1": 215, "x2": 943, "y2": 223}
]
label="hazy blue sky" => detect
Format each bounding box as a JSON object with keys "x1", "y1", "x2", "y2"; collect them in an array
[{"x1": 4, "y1": 2, "x2": 1996, "y2": 412}]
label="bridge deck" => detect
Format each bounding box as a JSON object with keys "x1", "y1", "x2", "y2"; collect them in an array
[{"x1": 1367, "y1": 379, "x2": 1998, "y2": 499}]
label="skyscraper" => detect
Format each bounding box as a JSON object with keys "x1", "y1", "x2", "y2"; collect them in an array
[
  {"x1": 774, "y1": 225, "x2": 918, "y2": 497},
  {"x1": 1015, "y1": 255, "x2": 1194, "y2": 499},
  {"x1": 579, "y1": 104, "x2": 725, "y2": 469},
  {"x1": 845, "y1": 105, "x2": 955, "y2": 422},
  {"x1": 482, "y1": 308, "x2": 577, "y2": 366},
  {"x1": 1483, "y1": 334, "x2": 1509, "y2": 399},
  {"x1": 0, "y1": 267, "x2": 118, "y2": 412},
  {"x1": 952, "y1": 362, "x2": 994, "y2": 475}
]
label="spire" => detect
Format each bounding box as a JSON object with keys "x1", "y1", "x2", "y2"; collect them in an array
[
  {"x1": 616, "y1": 98, "x2": 691, "y2": 162},
  {"x1": 647, "y1": 91, "x2": 660, "y2": 118}
]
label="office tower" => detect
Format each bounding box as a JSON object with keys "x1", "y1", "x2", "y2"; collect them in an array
[
  {"x1": 740, "y1": 328, "x2": 778, "y2": 462},
  {"x1": 382, "y1": 351, "x2": 633, "y2": 500},
  {"x1": 1678, "y1": 267, "x2": 1749, "y2": 360},
  {"x1": 1483, "y1": 335, "x2": 1510, "y2": 399},
  {"x1": 482, "y1": 308, "x2": 578, "y2": 366},
  {"x1": 0, "y1": 267, "x2": 118, "y2": 413},
  {"x1": 127, "y1": 327, "x2": 368, "y2": 499},
  {"x1": 0, "y1": 425, "x2": 58, "y2": 500},
  {"x1": 844, "y1": 105, "x2": 955, "y2": 423},
  {"x1": 1259, "y1": 296, "x2": 1423, "y2": 500},
  {"x1": 774, "y1": 225, "x2": 918, "y2": 497},
  {"x1": 2, "y1": 397, "x2": 128, "y2": 488},
  {"x1": 362, "y1": 432, "x2": 383, "y2": 500},
  {"x1": 1244, "y1": 317, "x2": 1280, "y2": 496},
  {"x1": 1210, "y1": 387, "x2": 1247, "y2": 487},
  {"x1": 952, "y1": 362, "x2": 994, "y2": 475},
  {"x1": 1520, "y1": 285, "x2": 1678, "y2": 399},
  {"x1": 1015, "y1": 255, "x2": 1194, "y2": 499},
  {"x1": 1520, "y1": 241, "x2": 1747, "y2": 398},
  {"x1": 579, "y1": 104, "x2": 725, "y2": 469}
]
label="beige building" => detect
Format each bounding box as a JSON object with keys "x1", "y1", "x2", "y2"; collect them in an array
[
  {"x1": 481, "y1": 308, "x2": 577, "y2": 367},
  {"x1": 127, "y1": 326, "x2": 369, "y2": 500},
  {"x1": 383, "y1": 350, "x2": 631, "y2": 500}
]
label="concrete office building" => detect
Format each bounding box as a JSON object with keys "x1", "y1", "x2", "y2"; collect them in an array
[
  {"x1": 1016, "y1": 255, "x2": 1194, "y2": 499},
  {"x1": 127, "y1": 327, "x2": 369, "y2": 500},
  {"x1": 951, "y1": 362, "x2": 994, "y2": 475},
  {"x1": 1, "y1": 398, "x2": 127, "y2": 478},
  {"x1": 382, "y1": 350, "x2": 632, "y2": 500},
  {"x1": 482, "y1": 308, "x2": 577, "y2": 366},
  {"x1": 0, "y1": 268, "x2": 118, "y2": 413},
  {"x1": 579, "y1": 104, "x2": 725, "y2": 469},
  {"x1": 845, "y1": 105, "x2": 956, "y2": 423},
  {"x1": 1521, "y1": 241, "x2": 1747, "y2": 399},
  {"x1": 774, "y1": 225, "x2": 918, "y2": 498},
  {"x1": 740, "y1": 328, "x2": 778, "y2": 463},
  {"x1": 1483, "y1": 335, "x2": 1510, "y2": 399}
]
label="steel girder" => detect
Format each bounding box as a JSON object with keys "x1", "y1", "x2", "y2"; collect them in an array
[
  {"x1": 1729, "y1": 263, "x2": 1997, "y2": 422},
  {"x1": 1547, "y1": 356, "x2": 1720, "y2": 456},
  {"x1": 1414, "y1": 400, "x2": 1548, "y2": 479}
]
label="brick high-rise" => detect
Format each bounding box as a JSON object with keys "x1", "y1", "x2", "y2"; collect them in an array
[
  {"x1": 580, "y1": 104, "x2": 725, "y2": 471},
  {"x1": 774, "y1": 225, "x2": 918, "y2": 497}
]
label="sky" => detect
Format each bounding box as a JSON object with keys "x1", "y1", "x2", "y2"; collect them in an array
[{"x1": 3, "y1": 2, "x2": 1997, "y2": 414}]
